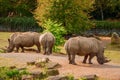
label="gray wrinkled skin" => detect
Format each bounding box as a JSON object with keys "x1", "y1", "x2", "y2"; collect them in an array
[
  {"x1": 64, "y1": 36, "x2": 110, "y2": 65},
  {"x1": 39, "y1": 32, "x2": 55, "y2": 55},
  {"x1": 7, "y1": 32, "x2": 41, "y2": 53}
]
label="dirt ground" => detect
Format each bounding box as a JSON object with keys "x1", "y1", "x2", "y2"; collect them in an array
[
  {"x1": 0, "y1": 37, "x2": 120, "y2": 80},
  {"x1": 0, "y1": 52, "x2": 120, "y2": 80}
]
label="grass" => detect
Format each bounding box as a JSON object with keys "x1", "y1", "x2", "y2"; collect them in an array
[
  {"x1": 0, "y1": 32, "x2": 120, "y2": 64},
  {"x1": 105, "y1": 50, "x2": 120, "y2": 63},
  {"x1": 105, "y1": 44, "x2": 120, "y2": 63},
  {"x1": 0, "y1": 32, "x2": 12, "y2": 48}
]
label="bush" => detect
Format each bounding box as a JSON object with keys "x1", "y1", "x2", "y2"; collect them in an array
[
  {"x1": 43, "y1": 19, "x2": 67, "y2": 52},
  {"x1": 94, "y1": 21, "x2": 120, "y2": 30},
  {"x1": 0, "y1": 67, "x2": 29, "y2": 80},
  {"x1": 0, "y1": 67, "x2": 9, "y2": 79},
  {"x1": 0, "y1": 17, "x2": 43, "y2": 32}
]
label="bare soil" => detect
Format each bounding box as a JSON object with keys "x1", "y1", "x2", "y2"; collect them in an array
[{"x1": 0, "y1": 53, "x2": 120, "y2": 80}]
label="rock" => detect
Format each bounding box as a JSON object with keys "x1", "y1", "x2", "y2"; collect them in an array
[
  {"x1": 81, "y1": 74, "x2": 98, "y2": 80},
  {"x1": 47, "y1": 75, "x2": 68, "y2": 80},
  {"x1": 111, "y1": 32, "x2": 120, "y2": 44},
  {"x1": 17, "y1": 65, "x2": 27, "y2": 71},
  {"x1": 29, "y1": 70, "x2": 43, "y2": 79},
  {"x1": 0, "y1": 78, "x2": 4, "y2": 80},
  {"x1": 46, "y1": 69, "x2": 59, "y2": 76},
  {"x1": 35, "y1": 62, "x2": 46, "y2": 68},
  {"x1": 21, "y1": 75, "x2": 33, "y2": 80},
  {"x1": 36, "y1": 57, "x2": 50, "y2": 63},
  {"x1": 17, "y1": 67, "x2": 27, "y2": 71},
  {"x1": 46, "y1": 61, "x2": 61, "y2": 69},
  {"x1": 9, "y1": 66, "x2": 16, "y2": 69},
  {"x1": 27, "y1": 61, "x2": 35, "y2": 65},
  {"x1": 35, "y1": 57, "x2": 50, "y2": 68}
]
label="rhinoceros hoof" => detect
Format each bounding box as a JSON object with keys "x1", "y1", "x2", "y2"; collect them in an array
[
  {"x1": 89, "y1": 62, "x2": 93, "y2": 64},
  {"x1": 71, "y1": 62, "x2": 77, "y2": 65},
  {"x1": 82, "y1": 61, "x2": 86, "y2": 64}
]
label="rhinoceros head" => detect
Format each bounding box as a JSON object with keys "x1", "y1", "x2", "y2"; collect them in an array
[
  {"x1": 7, "y1": 38, "x2": 15, "y2": 52},
  {"x1": 97, "y1": 48, "x2": 111, "y2": 64}
]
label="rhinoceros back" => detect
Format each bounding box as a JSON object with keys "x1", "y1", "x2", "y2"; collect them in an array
[
  {"x1": 13, "y1": 32, "x2": 34, "y2": 47},
  {"x1": 39, "y1": 32, "x2": 55, "y2": 47},
  {"x1": 64, "y1": 36, "x2": 102, "y2": 56}
]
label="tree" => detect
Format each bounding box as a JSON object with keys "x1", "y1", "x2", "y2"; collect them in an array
[
  {"x1": 0, "y1": 0, "x2": 37, "y2": 17},
  {"x1": 34, "y1": 0, "x2": 94, "y2": 34},
  {"x1": 47, "y1": 0, "x2": 94, "y2": 34},
  {"x1": 91, "y1": 0, "x2": 120, "y2": 20}
]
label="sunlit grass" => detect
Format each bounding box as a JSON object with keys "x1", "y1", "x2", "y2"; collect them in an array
[
  {"x1": 105, "y1": 50, "x2": 120, "y2": 63},
  {"x1": 0, "y1": 32, "x2": 12, "y2": 48}
]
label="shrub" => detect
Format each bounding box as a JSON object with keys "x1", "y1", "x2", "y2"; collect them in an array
[
  {"x1": 0, "y1": 67, "x2": 9, "y2": 80},
  {"x1": 66, "y1": 74, "x2": 74, "y2": 80},
  {"x1": 0, "y1": 67, "x2": 29, "y2": 80},
  {"x1": 43, "y1": 19, "x2": 67, "y2": 52},
  {"x1": 0, "y1": 17, "x2": 43, "y2": 32},
  {"x1": 94, "y1": 21, "x2": 120, "y2": 30}
]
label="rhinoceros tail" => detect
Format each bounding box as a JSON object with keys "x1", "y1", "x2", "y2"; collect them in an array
[
  {"x1": 64, "y1": 41, "x2": 70, "y2": 55},
  {"x1": 46, "y1": 40, "x2": 49, "y2": 54}
]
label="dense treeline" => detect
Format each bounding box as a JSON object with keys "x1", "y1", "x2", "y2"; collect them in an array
[
  {"x1": 0, "y1": 0, "x2": 120, "y2": 34},
  {"x1": 0, "y1": 0, "x2": 37, "y2": 17},
  {"x1": 0, "y1": 0, "x2": 41, "y2": 32},
  {"x1": 0, "y1": 17, "x2": 42, "y2": 32},
  {"x1": 91, "y1": 0, "x2": 120, "y2": 20}
]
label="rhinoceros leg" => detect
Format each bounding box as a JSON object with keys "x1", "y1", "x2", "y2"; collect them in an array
[
  {"x1": 88, "y1": 54, "x2": 95, "y2": 64},
  {"x1": 15, "y1": 46, "x2": 19, "y2": 52},
  {"x1": 68, "y1": 53, "x2": 72, "y2": 64},
  {"x1": 50, "y1": 47, "x2": 52, "y2": 54},
  {"x1": 71, "y1": 54, "x2": 77, "y2": 65},
  {"x1": 43, "y1": 47, "x2": 46, "y2": 55},
  {"x1": 45, "y1": 47, "x2": 50, "y2": 55},
  {"x1": 83, "y1": 54, "x2": 89, "y2": 64},
  {"x1": 21, "y1": 46, "x2": 24, "y2": 53},
  {"x1": 36, "y1": 44, "x2": 40, "y2": 53}
]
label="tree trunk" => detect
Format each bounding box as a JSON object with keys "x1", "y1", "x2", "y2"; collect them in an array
[{"x1": 100, "y1": 6, "x2": 104, "y2": 20}]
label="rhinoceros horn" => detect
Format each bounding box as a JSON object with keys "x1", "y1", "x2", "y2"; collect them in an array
[{"x1": 104, "y1": 57, "x2": 111, "y2": 63}]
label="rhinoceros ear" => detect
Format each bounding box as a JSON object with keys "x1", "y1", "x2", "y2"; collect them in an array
[{"x1": 8, "y1": 39, "x2": 10, "y2": 42}]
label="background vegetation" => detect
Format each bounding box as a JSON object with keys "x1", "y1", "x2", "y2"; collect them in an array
[
  {"x1": 0, "y1": 17, "x2": 42, "y2": 32},
  {"x1": 0, "y1": 0, "x2": 120, "y2": 34}
]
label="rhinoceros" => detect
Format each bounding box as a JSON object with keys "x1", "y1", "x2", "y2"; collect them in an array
[
  {"x1": 7, "y1": 32, "x2": 41, "y2": 53},
  {"x1": 64, "y1": 36, "x2": 111, "y2": 65},
  {"x1": 39, "y1": 32, "x2": 55, "y2": 55}
]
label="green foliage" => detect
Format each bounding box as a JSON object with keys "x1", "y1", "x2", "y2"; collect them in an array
[
  {"x1": 94, "y1": 21, "x2": 120, "y2": 30},
  {"x1": 0, "y1": 67, "x2": 9, "y2": 79},
  {"x1": 0, "y1": 0, "x2": 37, "y2": 17},
  {"x1": 66, "y1": 74, "x2": 74, "y2": 80},
  {"x1": 79, "y1": 77, "x2": 87, "y2": 80},
  {"x1": 6, "y1": 69, "x2": 19, "y2": 78},
  {"x1": 0, "y1": 49, "x2": 4, "y2": 53},
  {"x1": 44, "y1": 0, "x2": 93, "y2": 34},
  {"x1": 43, "y1": 19, "x2": 66, "y2": 52},
  {"x1": 0, "y1": 17, "x2": 42, "y2": 32},
  {"x1": 0, "y1": 67, "x2": 29, "y2": 80},
  {"x1": 91, "y1": 0, "x2": 120, "y2": 20}
]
